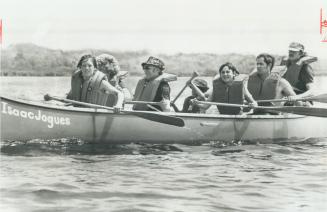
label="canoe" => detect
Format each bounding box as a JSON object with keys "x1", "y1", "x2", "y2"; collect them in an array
[{"x1": 1, "y1": 95, "x2": 327, "y2": 144}]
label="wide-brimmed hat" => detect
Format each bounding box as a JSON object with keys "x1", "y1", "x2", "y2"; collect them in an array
[
  {"x1": 193, "y1": 78, "x2": 209, "y2": 89},
  {"x1": 288, "y1": 42, "x2": 305, "y2": 52},
  {"x1": 141, "y1": 56, "x2": 165, "y2": 70}
]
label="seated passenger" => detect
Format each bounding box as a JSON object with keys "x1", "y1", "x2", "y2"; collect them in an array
[
  {"x1": 281, "y1": 42, "x2": 317, "y2": 106},
  {"x1": 133, "y1": 56, "x2": 177, "y2": 112},
  {"x1": 248, "y1": 53, "x2": 297, "y2": 106},
  {"x1": 67, "y1": 54, "x2": 124, "y2": 111},
  {"x1": 282, "y1": 42, "x2": 316, "y2": 100},
  {"x1": 181, "y1": 78, "x2": 209, "y2": 113},
  {"x1": 199, "y1": 62, "x2": 257, "y2": 115},
  {"x1": 96, "y1": 54, "x2": 132, "y2": 106}
]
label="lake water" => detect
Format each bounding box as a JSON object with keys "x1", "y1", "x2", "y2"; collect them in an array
[{"x1": 1, "y1": 76, "x2": 327, "y2": 212}]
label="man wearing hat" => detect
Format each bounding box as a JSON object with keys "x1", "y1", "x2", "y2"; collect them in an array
[
  {"x1": 133, "y1": 56, "x2": 177, "y2": 111},
  {"x1": 96, "y1": 54, "x2": 132, "y2": 106},
  {"x1": 180, "y1": 78, "x2": 209, "y2": 113},
  {"x1": 281, "y1": 42, "x2": 317, "y2": 101}
]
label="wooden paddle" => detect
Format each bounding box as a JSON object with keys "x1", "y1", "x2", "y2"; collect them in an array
[
  {"x1": 194, "y1": 100, "x2": 327, "y2": 118},
  {"x1": 257, "y1": 93, "x2": 327, "y2": 104},
  {"x1": 44, "y1": 94, "x2": 185, "y2": 127},
  {"x1": 171, "y1": 71, "x2": 199, "y2": 104},
  {"x1": 125, "y1": 101, "x2": 162, "y2": 106}
]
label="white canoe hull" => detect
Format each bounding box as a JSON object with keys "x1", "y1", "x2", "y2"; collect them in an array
[{"x1": 1, "y1": 96, "x2": 327, "y2": 144}]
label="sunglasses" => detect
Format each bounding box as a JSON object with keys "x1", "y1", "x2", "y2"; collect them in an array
[{"x1": 143, "y1": 65, "x2": 155, "y2": 70}]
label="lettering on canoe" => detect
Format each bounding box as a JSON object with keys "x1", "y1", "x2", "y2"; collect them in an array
[{"x1": 1, "y1": 102, "x2": 70, "y2": 128}]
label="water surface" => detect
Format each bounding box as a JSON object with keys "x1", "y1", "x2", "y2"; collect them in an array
[{"x1": 1, "y1": 76, "x2": 327, "y2": 212}]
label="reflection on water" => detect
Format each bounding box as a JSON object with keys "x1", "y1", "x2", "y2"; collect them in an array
[{"x1": 1, "y1": 76, "x2": 327, "y2": 211}]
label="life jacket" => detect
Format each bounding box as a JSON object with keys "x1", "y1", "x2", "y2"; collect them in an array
[
  {"x1": 70, "y1": 69, "x2": 108, "y2": 105},
  {"x1": 248, "y1": 71, "x2": 281, "y2": 101},
  {"x1": 133, "y1": 73, "x2": 177, "y2": 110},
  {"x1": 212, "y1": 74, "x2": 247, "y2": 115},
  {"x1": 281, "y1": 56, "x2": 317, "y2": 90},
  {"x1": 105, "y1": 71, "x2": 129, "y2": 107}
]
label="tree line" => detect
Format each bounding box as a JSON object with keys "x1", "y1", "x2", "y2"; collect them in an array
[{"x1": 1, "y1": 43, "x2": 326, "y2": 76}]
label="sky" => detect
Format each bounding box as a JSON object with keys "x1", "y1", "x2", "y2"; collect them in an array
[{"x1": 1, "y1": 0, "x2": 327, "y2": 57}]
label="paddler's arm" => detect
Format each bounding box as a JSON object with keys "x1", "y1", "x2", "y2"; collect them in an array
[
  {"x1": 280, "y1": 79, "x2": 307, "y2": 106},
  {"x1": 192, "y1": 89, "x2": 212, "y2": 111},
  {"x1": 288, "y1": 65, "x2": 315, "y2": 100},
  {"x1": 187, "y1": 81, "x2": 211, "y2": 111},
  {"x1": 157, "y1": 82, "x2": 173, "y2": 112},
  {"x1": 290, "y1": 82, "x2": 315, "y2": 100},
  {"x1": 280, "y1": 78, "x2": 296, "y2": 96},
  {"x1": 118, "y1": 79, "x2": 132, "y2": 101},
  {"x1": 243, "y1": 81, "x2": 258, "y2": 107},
  {"x1": 100, "y1": 80, "x2": 124, "y2": 108},
  {"x1": 66, "y1": 90, "x2": 72, "y2": 100}
]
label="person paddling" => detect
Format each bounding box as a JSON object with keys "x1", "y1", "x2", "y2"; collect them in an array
[
  {"x1": 180, "y1": 78, "x2": 209, "y2": 113},
  {"x1": 67, "y1": 54, "x2": 124, "y2": 112},
  {"x1": 132, "y1": 56, "x2": 177, "y2": 112},
  {"x1": 281, "y1": 42, "x2": 317, "y2": 103},
  {"x1": 96, "y1": 54, "x2": 132, "y2": 106},
  {"x1": 196, "y1": 62, "x2": 257, "y2": 115},
  {"x1": 248, "y1": 53, "x2": 297, "y2": 106}
]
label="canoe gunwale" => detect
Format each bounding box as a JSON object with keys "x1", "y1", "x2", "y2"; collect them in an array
[{"x1": 1, "y1": 95, "x2": 306, "y2": 120}]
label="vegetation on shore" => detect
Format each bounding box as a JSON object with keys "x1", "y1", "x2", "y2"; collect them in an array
[{"x1": 1, "y1": 43, "x2": 326, "y2": 76}]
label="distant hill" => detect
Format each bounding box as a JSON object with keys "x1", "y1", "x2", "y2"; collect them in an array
[{"x1": 1, "y1": 43, "x2": 326, "y2": 76}]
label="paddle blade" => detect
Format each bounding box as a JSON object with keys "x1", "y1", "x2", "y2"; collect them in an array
[
  {"x1": 127, "y1": 111, "x2": 185, "y2": 127},
  {"x1": 267, "y1": 106, "x2": 327, "y2": 118},
  {"x1": 306, "y1": 93, "x2": 327, "y2": 103}
]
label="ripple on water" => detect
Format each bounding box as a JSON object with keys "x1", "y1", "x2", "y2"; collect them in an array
[
  {"x1": 1, "y1": 136, "x2": 327, "y2": 211},
  {"x1": 0, "y1": 139, "x2": 185, "y2": 156}
]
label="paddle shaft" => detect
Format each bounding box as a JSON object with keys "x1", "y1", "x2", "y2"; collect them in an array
[
  {"x1": 48, "y1": 96, "x2": 161, "y2": 112},
  {"x1": 125, "y1": 101, "x2": 162, "y2": 106},
  {"x1": 46, "y1": 95, "x2": 116, "y2": 110},
  {"x1": 171, "y1": 71, "x2": 199, "y2": 104},
  {"x1": 194, "y1": 100, "x2": 249, "y2": 109},
  {"x1": 189, "y1": 82, "x2": 206, "y2": 100},
  {"x1": 44, "y1": 94, "x2": 185, "y2": 127},
  {"x1": 194, "y1": 100, "x2": 327, "y2": 118},
  {"x1": 257, "y1": 93, "x2": 327, "y2": 104}
]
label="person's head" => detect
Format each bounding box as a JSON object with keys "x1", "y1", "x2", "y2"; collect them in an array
[
  {"x1": 256, "y1": 53, "x2": 275, "y2": 74},
  {"x1": 218, "y1": 62, "x2": 239, "y2": 83},
  {"x1": 141, "y1": 56, "x2": 165, "y2": 80},
  {"x1": 288, "y1": 42, "x2": 305, "y2": 62},
  {"x1": 96, "y1": 54, "x2": 120, "y2": 78},
  {"x1": 191, "y1": 78, "x2": 209, "y2": 96},
  {"x1": 77, "y1": 54, "x2": 97, "y2": 79}
]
